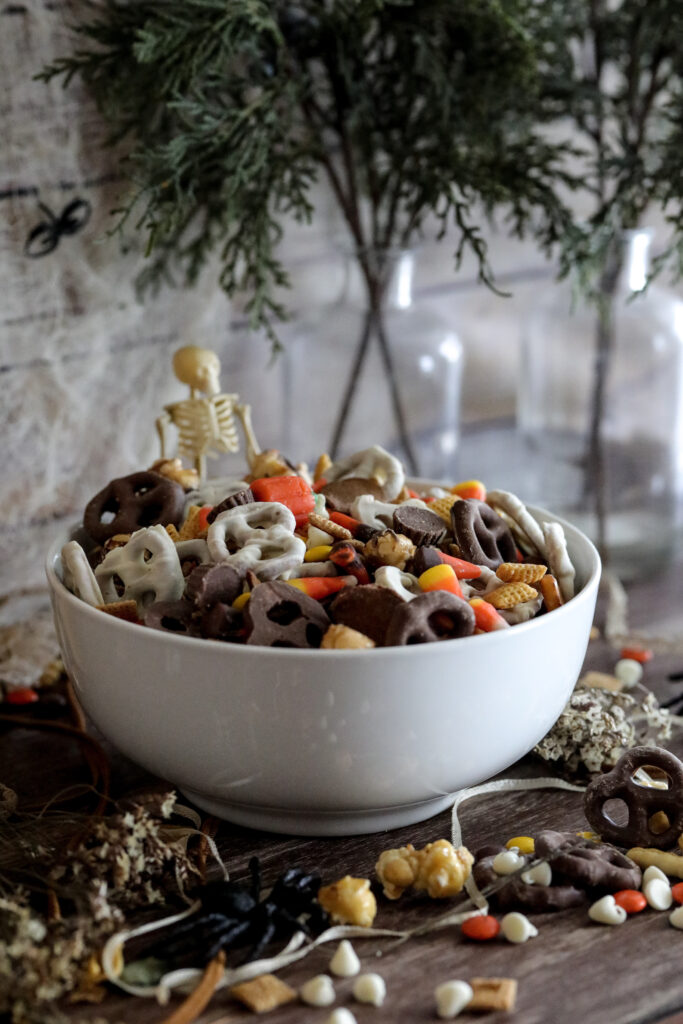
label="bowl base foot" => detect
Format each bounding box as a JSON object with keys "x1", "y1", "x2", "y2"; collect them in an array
[{"x1": 180, "y1": 788, "x2": 457, "y2": 837}]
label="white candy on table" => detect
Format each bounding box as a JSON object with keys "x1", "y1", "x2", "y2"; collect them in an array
[
  {"x1": 644, "y1": 878, "x2": 673, "y2": 911},
  {"x1": 61, "y1": 540, "x2": 104, "y2": 606},
  {"x1": 329, "y1": 939, "x2": 361, "y2": 977},
  {"x1": 95, "y1": 525, "x2": 184, "y2": 611},
  {"x1": 614, "y1": 658, "x2": 644, "y2": 689},
  {"x1": 352, "y1": 973, "x2": 386, "y2": 1006},
  {"x1": 325, "y1": 1009, "x2": 357, "y2": 1024},
  {"x1": 501, "y1": 911, "x2": 538, "y2": 944},
  {"x1": 669, "y1": 905, "x2": 683, "y2": 930},
  {"x1": 300, "y1": 974, "x2": 336, "y2": 1007},
  {"x1": 588, "y1": 895, "x2": 627, "y2": 925},
  {"x1": 434, "y1": 980, "x2": 473, "y2": 1019},
  {"x1": 521, "y1": 861, "x2": 552, "y2": 887},
  {"x1": 325, "y1": 445, "x2": 405, "y2": 501},
  {"x1": 492, "y1": 848, "x2": 526, "y2": 875},
  {"x1": 643, "y1": 865, "x2": 670, "y2": 887},
  {"x1": 207, "y1": 502, "x2": 305, "y2": 580}
]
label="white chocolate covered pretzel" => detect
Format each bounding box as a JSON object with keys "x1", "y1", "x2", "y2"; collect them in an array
[
  {"x1": 486, "y1": 489, "x2": 548, "y2": 559},
  {"x1": 61, "y1": 540, "x2": 104, "y2": 606},
  {"x1": 543, "y1": 521, "x2": 575, "y2": 601},
  {"x1": 207, "y1": 501, "x2": 305, "y2": 580},
  {"x1": 95, "y1": 524, "x2": 185, "y2": 611},
  {"x1": 325, "y1": 445, "x2": 405, "y2": 501},
  {"x1": 351, "y1": 493, "x2": 426, "y2": 531},
  {"x1": 374, "y1": 565, "x2": 420, "y2": 601}
]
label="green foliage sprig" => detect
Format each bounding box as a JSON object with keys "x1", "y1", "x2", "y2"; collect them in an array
[{"x1": 40, "y1": 0, "x2": 577, "y2": 345}]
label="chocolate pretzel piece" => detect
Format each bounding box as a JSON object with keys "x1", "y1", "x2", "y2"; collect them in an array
[
  {"x1": 450, "y1": 499, "x2": 517, "y2": 570},
  {"x1": 84, "y1": 471, "x2": 185, "y2": 543},
  {"x1": 584, "y1": 746, "x2": 683, "y2": 850},
  {"x1": 534, "y1": 830, "x2": 641, "y2": 891},
  {"x1": 472, "y1": 845, "x2": 585, "y2": 913}
]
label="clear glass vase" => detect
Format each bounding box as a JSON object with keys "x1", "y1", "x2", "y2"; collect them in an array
[
  {"x1": 278, "y1": 248, "x2": 464, "y2": 479},
  {"x1": 518, "y1": 229, "x2": 683, "y2": 576}
]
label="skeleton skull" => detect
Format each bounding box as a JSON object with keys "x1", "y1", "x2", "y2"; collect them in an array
[{"x1": 173, "y1": 346, "x2": 221, "y2": 396}]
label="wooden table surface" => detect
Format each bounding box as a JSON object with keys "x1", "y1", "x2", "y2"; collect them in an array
[{"x1": 4, "y1": 560, "x2": 683, "y2": 1024}]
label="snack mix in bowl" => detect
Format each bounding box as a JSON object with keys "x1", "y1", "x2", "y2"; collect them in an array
[{"x1": 60, "y1": 442, "x2": 580, "y2": 649}]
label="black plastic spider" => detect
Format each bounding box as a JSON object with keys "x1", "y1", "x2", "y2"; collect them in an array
[{"x1": 143, "y1": 857, "x2": 329, "y2": 968}]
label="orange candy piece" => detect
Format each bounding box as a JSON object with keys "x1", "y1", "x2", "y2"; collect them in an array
[
  {"x1": 671, "y1": 882, "x2": 683, "y2": 905},
  {"x1": 197, "y1": 505, "x2": 213, "y2": 533},
  {"x1": 439, "y1": 551, "x2": 482, "y2": 579},
  {"x1": 469, "y1": 598, "x2": 508, "y2": 632},
  {"x1": 286, "y1": 577, "x2": 352, "y2": 600},
  {"x1": 612, "y1": 889, "x2": 647, "y2": 914},
  {"x1": 452, "y1": 479, "x2": 486, "y2": 501},
  {"x1": 461, "y1": 914, "x2": 500, "y2": 941},
  {"x1": 418, "y1": 564, "x2": 463, "y2": 599},
  {"x1": 250, "y1": 476, "x2": 315, "y2": 519},
  {"x1": 619, "y1": 646, "x2": 653, "y2": 663}
]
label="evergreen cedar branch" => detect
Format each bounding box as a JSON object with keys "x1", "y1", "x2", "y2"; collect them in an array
[{"x1": 39, "y1": 0, "x2": 683, "y2": 343}]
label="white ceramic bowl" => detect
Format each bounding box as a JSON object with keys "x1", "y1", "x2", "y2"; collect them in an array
[{"x1": 46, "y1": 506, "x2": 600, "y2": 837}]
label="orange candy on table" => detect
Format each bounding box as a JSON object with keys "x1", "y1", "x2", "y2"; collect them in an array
[
  {"x1": 612, "y1": 889, "x2": 647, "y2": 914},
  {"x1": 461, "y1": 914, "x2": 500, "y2": 941}
]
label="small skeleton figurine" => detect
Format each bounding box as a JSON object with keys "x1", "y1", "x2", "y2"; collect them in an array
[{"x1": 156, "y1": 345, "x2": 260, "y2": 481}]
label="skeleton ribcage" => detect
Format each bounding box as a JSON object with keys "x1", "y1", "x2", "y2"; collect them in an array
[{"x1": 172, "y1": 396, "x2": 240, "y2": 458}]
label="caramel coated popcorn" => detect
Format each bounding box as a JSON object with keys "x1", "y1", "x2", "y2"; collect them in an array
[
  {"x1": 376, "y1": 839, "x2": 474, "y2": 900},
  {"x1": 321, "y1": 624, "x2": 375, "y2": 649},
  {"x1": 362, "y1": 530, "x2": 415, "y2": 570},
  {"x1": 317, "y1": 876, "x2": 377, "y2": 927}
]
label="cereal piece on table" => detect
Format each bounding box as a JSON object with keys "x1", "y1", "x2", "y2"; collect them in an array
[
  {"x1": 538, "y1": 573, "x2": 563, "y2": 611},
  {"x1": 308, "y1": 512, "x2": 354, "y2": 541},
  {"x1": 580, "y1": 671, "x2": 623, "y2": 692},
  {"x1": 96, "y1": 600, "x2": 141, "y2": 624},
  {"x1": 496, "y1": 561, "x2": 547, "y2": 584},
  {"x1": 314, "y1": 452, "x2": 332, "y2": 482},
  {"x1": 468, "y1": 978, "x2": 518, "y2": 1012},
  {"x1": 485, "y1": 582, "x2": 538, "y2": 609},
  {"x1": 321, "y1": 624, "x2": 375, "y2": 649},
  {"x1": 434, "y1": 980, "x2": 473, "y2": 1019},
  {"x1": 317, "y1": 877, "x2": 377, "y2": 927},
  {"x1": 543, "y1": 520, "x2": 575, "y2": 601},
  {"x1": 231, "y1": 973, "x2": 297, "y2": 1012},
  {"x1": 376, "y1": 840, "x2": 473, "y2": 899},
  {"x1": 363, "y1": 530, "x2": 415, "y2": 570}
]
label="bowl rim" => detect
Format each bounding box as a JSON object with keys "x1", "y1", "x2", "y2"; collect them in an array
[{"x1": 46, "y1": 503, "x2": 601, "y2": 661}]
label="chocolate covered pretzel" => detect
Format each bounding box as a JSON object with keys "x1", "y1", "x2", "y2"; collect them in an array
[
  {"x1": 534, "y1": 830, "x2": 641, "y2": 890},
  {"x1": 384, "y1": 591, "x2": 475, "y2": 646},
  {"x1": 84, "y1": 471, "x2": 185, "y2": 543},
  {"x1": 584, "y1": 746, "x2": 683, "y2": 849},
  {"x1": 245, "y1": 581, "x2": 329, "y2": 648},
  {"x1": 472, "y1": 845, "x2": 585, "y2": 913},
  {"x1": 450, "y1": 499, "x2": 517, "y2": 570}
]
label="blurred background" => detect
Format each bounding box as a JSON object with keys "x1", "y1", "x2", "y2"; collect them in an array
[{"x1": 2, "y1": 2, "x2": 682, "y2": 609}]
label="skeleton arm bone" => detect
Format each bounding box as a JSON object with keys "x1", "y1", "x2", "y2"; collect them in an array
[{"x1": 156, "y1": 409, "x2": 174, "y2": 460}]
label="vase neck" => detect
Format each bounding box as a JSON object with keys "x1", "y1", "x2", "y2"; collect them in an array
[
  {"x1": 603, "y1": 229, "x2": 652, "y2": 295},
  {"x1": 343, "y1": 248, "x2": 417, "y2": 310}
]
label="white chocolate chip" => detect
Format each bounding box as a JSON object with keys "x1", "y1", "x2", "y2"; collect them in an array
[
  {"x1": 614, "y1": 658, "x2": 643, "y2": 689},
  {"x1": 300, "y1": 974, "x2": 336, "y2": 1007},
  {"x1": 588, "y1": 895, "x2": 627, "y2": 925},
  {"x1": 353, "y1": 973, "x2": 386, "y2": 1006},
  {"x1": 643, "y1": 865, "x2": 670, "y2": 887},
  {"x1": 521, "y1": 861, "x2": 552, "y2": 887},
  {"x1": 330, "y1": 940, "x2": 361, "y2": 977},
  {"x1": 644, "y1": 878, "x2": 673, "y2": 911},
  {"x1": 669, "y1": 905, "x2": 683, "y2": 930},
  {"x1": 325, "y1": 1010, "x2": 357, "y2": 1024},
  {"x1": 492, "y1": 849, "x2": 526, "y2": 875},
  {"x1": 435, "y1": 980, "x2": 474, "y2": 1019},
  {"x1": 501, "y1": 911, "x2": 539, "y2": 944}
]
